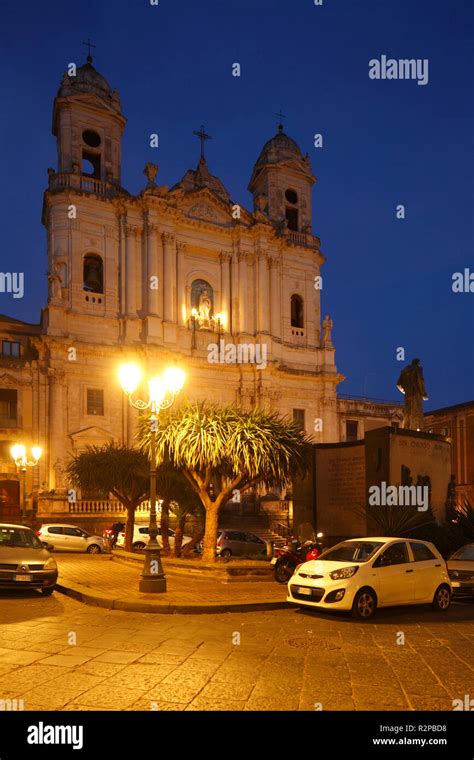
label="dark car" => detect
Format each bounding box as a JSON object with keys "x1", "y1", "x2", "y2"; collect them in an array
[
  {"x1": 216, "y1": 530, "x2": 268, "y2": 558},
  {"x1": 448, "y1": 543, "x2": 474, "y2": 596},
  {"x1": 0, "y1": 523, "x2": 58, "y2": 596}
]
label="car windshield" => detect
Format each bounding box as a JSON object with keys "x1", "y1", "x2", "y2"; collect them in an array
[
  {"x1": 0, "y1": 527, "x2": 43, "y2": 549},
  {"x1": 319, "y1": 541, "x2": 384, "y2": 563},
  {"x1": 451, "y1": 546, "x2": 474, "y2": 561}
]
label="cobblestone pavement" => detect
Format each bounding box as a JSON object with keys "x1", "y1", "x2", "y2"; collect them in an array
[
  {"x1": 53, "y1": 554, "x2": 284, "y2": 609},
  {"x1": 0, "y1": 588, "x2": 473, "y2": 711}
]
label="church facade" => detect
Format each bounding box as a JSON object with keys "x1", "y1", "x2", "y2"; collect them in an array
[{"x1": 0, "y1": 56, "x2": 399, "y2": 522}]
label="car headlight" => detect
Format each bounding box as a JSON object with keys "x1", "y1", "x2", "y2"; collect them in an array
[
  {"x1": 329, "y1": 566, "x2": 359, "y2": 580},
  {"x1": 44, "y1": 558, "x2": 57, "y2": 571}
]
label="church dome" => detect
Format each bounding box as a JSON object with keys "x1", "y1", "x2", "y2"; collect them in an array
[
  {"x1": 255, "y1": 126, "x2": 304, "y2": 167},
  {"x1": 57, "y1": 58, "x2": 122, "y2": 113}
]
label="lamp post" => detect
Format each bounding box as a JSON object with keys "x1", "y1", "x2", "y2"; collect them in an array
[
  {"x1": 10, "y1": 444, "x2": 42, "y2": 522},
  {"x1": 118, "y1": 364, "x2": 185, "y2": 593},
  {"x1": 212, "y1": 313, "x2": 223, "y2": 359}
]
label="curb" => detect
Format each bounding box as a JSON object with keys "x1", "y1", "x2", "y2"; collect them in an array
[{"x1": 54, "y1": 581, "x2": 290, "y2": 615}]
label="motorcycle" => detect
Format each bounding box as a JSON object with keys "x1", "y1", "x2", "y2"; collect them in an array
[{"x1": 271, "y1": 534, "x2": 324, "y2": 584}]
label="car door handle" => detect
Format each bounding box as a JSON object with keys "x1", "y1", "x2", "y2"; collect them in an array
[
  {"x1": 435, "y1": 563, "x2": 441, "y2": 567},
  {"x1": 405, "y1": 569, "x2": 414, "y2": 573}
]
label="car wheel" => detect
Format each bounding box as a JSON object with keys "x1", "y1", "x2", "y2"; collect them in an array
[
  {"x1": 220, "y1": 548, "x2": 232, "y2": 559},
  {"x1": 432, "y1": 584, "x2": 451, "y2": 612},
  {"x1": 133, "y1": 542, "x2": 146, "y2": 551},
  {"x1": 86, "y1": 544, "x2": 101, "y2": 554},
  {"x1": 41, "y1": 587, "x2": 54, "y2": 597},
  {"x1": 352, "y1": 588, "x2": 377, "y2": 620}
]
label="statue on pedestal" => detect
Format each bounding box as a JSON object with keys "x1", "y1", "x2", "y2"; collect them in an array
[
  {"x1": 47, "y1": 262, "x2": 63, "y2": 303},
  {"x1": 321, "y1": 314, "x2": 334, "y2": 348},
  {"x1": 396, "y1": 358, "x2": 429, "y2": 430}
]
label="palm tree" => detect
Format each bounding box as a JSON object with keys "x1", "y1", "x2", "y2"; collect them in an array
[
  {"x1": 138, "y1": 402, "x2": 309, "y2": 562},
  {"x1": 66, "y1": 443, "x2": 149, "y2": 552}
]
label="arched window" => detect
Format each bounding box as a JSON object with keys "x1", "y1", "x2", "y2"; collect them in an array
[
  {"x1": 285, "y1": 188, "x2": 299, "y2": 231},
  {"x1": 83, "y1": 254, "x2": 104, "y2": 293},
  {"x1": 291, "y1": 294, "x2": 304, "y2": 328},
  {"x1": 191, "y1": 279, "x2": 214, "y2": 328}
]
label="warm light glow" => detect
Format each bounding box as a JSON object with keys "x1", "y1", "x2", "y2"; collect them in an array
[
  {"x1": 162, "y1": 367, "x2": 186, "y2": 394},
  {"x1": 119, "y1": 363, "x2": 141, "y2": 395},
  {"x1": 217, "y1": 311, "x2": 227, "y2": 329},
  {"x1": 10, "y1": 444, "x2": 25, "y2": 462},
  {"x1": 181, "y1": 304, "x2": 187, "y2": 324},
  {"x1": 191, "y1": 308, "x2": 198, "y2": 318},
  {"x1": 148, "y1": 377, "x2": 166, "y2": 407},
  {"x1": 31, "y1": 447, "x2": 42, "y2": 462}
]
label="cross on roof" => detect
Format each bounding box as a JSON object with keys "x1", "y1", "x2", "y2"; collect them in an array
[
  {"x1": 83, "y1": 38, "x2": 96, "y2": 63},
  {"x1": 193, "y1": 125, "x2": 212, "y2": 161},
  {"x1": 275, "y1": 110, "x2": 286, "y2": 132}
]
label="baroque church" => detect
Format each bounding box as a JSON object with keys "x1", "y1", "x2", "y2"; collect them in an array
[{"x1": 0, "y1": 55, "x2": 401, "y2": 521}]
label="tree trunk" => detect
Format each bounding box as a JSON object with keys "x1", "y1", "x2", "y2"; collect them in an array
[
  {"x1": 125, "y1": 504, "x2": 135, "y2": 553},
  {"x1": 181, "y1": 517, "x2": 205, "y2": 556},
  {"x1": 202, "y1": 504, "x2": 219, "y2": 563},
  {"x1": 161, "y1": 498, "x2": 171, "y2": 552},
  {"x1": 174, "y1": 514, "x2": 186, "y2": 558}
]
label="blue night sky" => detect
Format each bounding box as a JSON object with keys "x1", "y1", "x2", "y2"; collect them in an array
[{"x1": 0, "y1": 0, "x2": 472, "y2": 410}]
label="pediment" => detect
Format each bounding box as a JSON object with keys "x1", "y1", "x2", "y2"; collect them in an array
[
  {"x1": 180, "y1": 191, "x2": 233, "y2": 225},
  {"x1": 68, "y1": 426, "x2": 116, "y2": 448}
]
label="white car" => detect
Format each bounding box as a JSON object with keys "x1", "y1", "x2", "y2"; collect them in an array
[
  {"x1": 287, "y1": 537, "x2": 452, "y2": 620},
  {"x1": 116, "y1": 525, "x2": 193, "y2": 551},
  {"x1": 37, "y1": 524, "x2": 104, "y2": 554}
]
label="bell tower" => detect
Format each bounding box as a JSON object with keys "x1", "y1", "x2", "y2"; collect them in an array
[
  {"x1": 248, "y1": 123, "x2": 316, "y2": 233},
  {"x1": 42, "y1": 54, "x2": 127, "y2": 340},
  {"x1": 52, "y1": 53, "x2": 126, "y2": 183}
]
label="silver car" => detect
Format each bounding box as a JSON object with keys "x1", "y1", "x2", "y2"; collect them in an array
[
  {"x1": 448, "y1": 543, "x2": 474, "y2": 596},
  {"x1": 0, "y1": 523, "x2": 58, "y2": 596},
  {"x1": 37, "y1": 524, "x2": 104, "y2": 554},
  {"x1": 216, "y1": 530, "x2": 268, "y2": 558}
]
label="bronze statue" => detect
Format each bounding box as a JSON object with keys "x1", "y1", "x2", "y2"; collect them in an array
[{"x1": 396, "y1": 358, "x2": 428, "y2": 430}]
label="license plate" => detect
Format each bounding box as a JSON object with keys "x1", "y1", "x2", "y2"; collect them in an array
[
  {"x1": 270, "y1": 558, "x2": 277, "y2": 565},
  {"x1": 14, "y1": 574, "x2": 32, "y2": 582},
  {"x1": 296, "y1": 587, "x2": 312, "y2": 596}
]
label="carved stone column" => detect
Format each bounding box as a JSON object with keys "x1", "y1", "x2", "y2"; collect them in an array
[
  {"x1": 125, "y1": 224, "x2": 138, "y2": 316},
  {"x1": 258, "y1": 250, "x2": 270, "y2": 333},
  {"x1": 238, "y1": 252, "x2": 248, "y2": 334},
  {"x1": 220, "y1": 251, "x2": 231, "y2": 332},
  {"x1": 162, "y1": 232, "x2": 175, "y2": 322},
  {"x1": 48, "y1": 367, "x2": 65, "y2": 490},
  {"x1": 146, "y1": 222, "x2": 159, "y2": 316},
  {"x1": 176, "y1": 242, "x2": 186, "y2": 326},
  {"x1": 269, "y1": 256, "x2": 281, "y2": 338}
]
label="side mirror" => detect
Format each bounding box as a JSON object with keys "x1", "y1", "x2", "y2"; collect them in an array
[
  {"x1": 44, "y1": 542, "x2": 55, "y2": 552},
  {"x1": 374, "y1": 554, "x2": 388, "y2": 568}
]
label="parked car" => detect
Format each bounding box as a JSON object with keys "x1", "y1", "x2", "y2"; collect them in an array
[
  {"x1": 0, "y1": 523, "x2": 58, "y2": 596},
  {"x1": 447, "y1": 543, "x2": 474, "y2": 596},
  {"x1": 116, "y1": 525, "x2": 193, "y2": 551},
  {"x1": 37, "y1": 524, "x2": 104, "y2": 554},
  {"x1": 216, "y1": 530, "x2": 268, "y2": 558},
  {"x1": 287, "y1": 537, "x2": 452, "y2": 620}
]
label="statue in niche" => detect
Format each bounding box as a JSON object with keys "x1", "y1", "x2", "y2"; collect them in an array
[
  {"x1": 198, "y1": 289, "x2": 212, "y2": 328},
  {"x1": 191, "y1": 279, "x2": 214, "y2": 329}
]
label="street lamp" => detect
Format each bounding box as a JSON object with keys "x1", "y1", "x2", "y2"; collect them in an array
[
  {"x1": 118, "y1": 363, "x2": 185, "y2": 593},
  {"x1": 10, "y1": 444, "x2": 42, "y2": 522}
]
